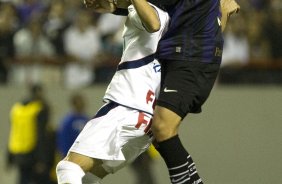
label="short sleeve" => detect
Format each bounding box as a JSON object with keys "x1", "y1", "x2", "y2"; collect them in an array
[{"x1": 127, "y1": 5, "x2": 146, "y2": 30}]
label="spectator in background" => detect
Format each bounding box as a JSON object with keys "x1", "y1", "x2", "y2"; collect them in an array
[
  {"x1": 64, "y1": 0, "x2": 85, "y2": 23},
  {"x1": 44, "y1": 0, "x2": 70, "y2": 57},
  {"x1": 57, "y1": 93, "x2": 89, "y2": 157},
  {"x1": 0, "y1": 2, "x2": 19, "y2": 29},
  {"x1": 94, "y1": 14, "x2": 125, "y2": 83},
  {"x1": 222, "y1": 13, "x2": 250, "y2": 67},
  {"x1": 247, "y1": 10, "x2": 270, "y2": 61},
  {"x1": 63, "y1": 9, "x2": 102, "y2": 89},
  {"x1": 6, "y1": 84, "x2": 54, "y2": 184},
  {"x1": 16, "y1": 0, "x2": 46, "y2": 26},
  {"x1": 14, "y1": 15, "x2": 54, "y2": 57},
  {"x1": 96, "y1": 13, "x2": 125, "y2": 56},
  {"x1": 264, "y1": 0, "x2": 282, "y2": 60},
  {"x1": 12, "y1": 14, "x2": 55, "y2": 84},
  {"x1": 249, "y1": 0, "x2": 269, "y2": 11},
  {"x1": 0, "y1": 2, "x2": 18, "y2": 84}
]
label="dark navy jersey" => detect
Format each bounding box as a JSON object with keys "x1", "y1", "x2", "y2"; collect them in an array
[{"x1": 156, "y1": 0, "x2": 224, "y2": 63}]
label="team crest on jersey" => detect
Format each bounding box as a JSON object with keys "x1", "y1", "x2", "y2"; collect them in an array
[{"x1": 153, "y1": 63, "x2": 161, "y2": 73}]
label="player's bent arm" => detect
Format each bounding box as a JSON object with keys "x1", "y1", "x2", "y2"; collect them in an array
[
  {"x1": 220, "y1": 0, "x2": 240, "y2": 32},
  {"x1": 131, "y1": 0, "x2": 160, "y2": 33}
]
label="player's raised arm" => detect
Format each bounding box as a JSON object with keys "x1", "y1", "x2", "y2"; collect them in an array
[
  {"x1": 130, "y1": 0, "x2": 161, "y2": 33},
  {"x1": 220, "y1": 0, "x2": 240, "y2": 31}
]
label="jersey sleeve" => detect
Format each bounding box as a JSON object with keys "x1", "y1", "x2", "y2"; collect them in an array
[
  {"x1": 128, "y1": 4, "x2": 169, "y2": 33},
  {"x1": 128, "y1": 6, "x2": 146, "y2": 31},
  {"x1": 155, "y1": 6, "x2": 170, "y2": 33}
]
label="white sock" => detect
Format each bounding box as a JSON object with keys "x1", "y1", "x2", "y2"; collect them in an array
[{"x1": 56, "y1": 160, "x2": 85, "y2": 184}]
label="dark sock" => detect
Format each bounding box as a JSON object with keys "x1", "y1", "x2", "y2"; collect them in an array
[{"x1": 157, "y1": 135, "x2": 191, "y2": 184}]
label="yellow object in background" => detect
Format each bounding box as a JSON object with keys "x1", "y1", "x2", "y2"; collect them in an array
[
  {"x1": 147, "y1": 144, "x2": 160, "y2": 160},
  {"x1": 8, "y1": 101, "x2": 43, "y2": 154}
]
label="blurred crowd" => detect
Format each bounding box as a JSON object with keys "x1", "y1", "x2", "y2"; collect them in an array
[
  {"x1": 222, "y1": 0, "x2": 282, "y2": 66},
  {"x1": 0, "y1": 0, "x2": 281, "y2": 87},
  {"x1": 0, "y1": 0, "x2": 124, "y2": 88}
]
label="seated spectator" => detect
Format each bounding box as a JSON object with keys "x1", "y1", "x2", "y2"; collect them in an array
[
  {"x1": 64, "y1": 0, "x2": 84, "y2": 23},
  {"x1": 96, "y1": 13, "x2": 125, "y2": 56},
  {"x1": 12, "y1": 15, "x2": 55, "y2": 85},
  {"x1": 44, "y1": 0, "x2": 70, "y2": 57},
  {"x1": 263, "y1": 1, "x2": 282, "y2": 60},
  {"x1": 222, "y1": 13, "x2": 250, "y2": 67},
  {"x1": 0, "y1": 2, "x2": 18, "y2": 84},
  {"x1": 16, "y1": 0, "x2": 46, "y2": 26},
  {"x1": 247, "y1": 10, "x2": 270, "y2": 61},
  {"x1": 63, "y1": 9, "x2": 102, "y2": 89}
]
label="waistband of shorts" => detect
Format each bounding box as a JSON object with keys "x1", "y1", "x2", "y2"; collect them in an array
[
  {"x1": 117, "y1": 54, "x2": 155, "y2": 71},
  {"x1": 99, "y1": 99, "x2": 154, "y2": 117},
  {"x1": 93, "y1": 101, "x2": 119, "y2": 119}
]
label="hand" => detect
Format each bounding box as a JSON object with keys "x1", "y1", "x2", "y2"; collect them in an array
[{"x1": 220, "y1": 0, "x2": 240, "y2": 32}]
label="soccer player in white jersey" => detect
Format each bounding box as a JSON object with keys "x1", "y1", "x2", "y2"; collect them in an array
[{"x1": 56, "y1": 0, "x2": 169, "y2": 183}]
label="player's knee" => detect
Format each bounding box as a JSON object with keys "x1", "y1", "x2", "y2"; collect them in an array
[
  {"x1": 151, "y1": 122, "x2": 176, "y2": 141},
  {"x1": 152, "y1": 106, "x2": 181, "y2": 140},
  {"x1": 151, "y1": 115, "x2": 176, "y2": 141},
  {"x1": 151, "y1": 115, "x2": 167, "y2": 133},
  {"x1": 56, "y1": 160, "x2": 85, "y2": 184}
]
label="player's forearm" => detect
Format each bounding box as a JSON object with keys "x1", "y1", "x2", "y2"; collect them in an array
[
  {"x1": 131, "y1": 0, "x2": 160, "y2": 32},
  {"x1": 220, "y1": 0, "x2": 240, "y2": 31}
]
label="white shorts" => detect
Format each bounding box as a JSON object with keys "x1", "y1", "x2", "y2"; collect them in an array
[{"x1": 69, "y1": 101, "x2": 153, "y2": 173}]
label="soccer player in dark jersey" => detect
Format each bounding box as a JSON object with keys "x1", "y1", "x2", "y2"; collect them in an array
[
  {"x1": 108, "y1": 0, "x2": 239, "y2": 183},
  {"x1": 138, "y1": 0, "x2": 239, "y2": 184},
  {"x1": 83, "y1": 0, "x2": 239, "y2": 183}
]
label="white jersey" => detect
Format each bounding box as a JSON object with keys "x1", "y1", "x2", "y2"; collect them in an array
[{"x1": 104, "y1": 4, "x2": 169, "y2": 115}]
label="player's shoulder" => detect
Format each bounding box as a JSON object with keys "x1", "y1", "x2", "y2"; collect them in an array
[
  {"x1": 149, "y1": 3, "x2": 168, "y2": 16},
  {"x1": 149, "y1": 3, "x2": 170, "y2": 26}
]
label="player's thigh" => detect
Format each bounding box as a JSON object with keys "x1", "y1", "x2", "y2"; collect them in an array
[
  {"x1": 65, "y1": 152, "x2": 107, "y2": 178},
  {"x1": 158, "y1": 61, "x2": 220, "y2": 118}
]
